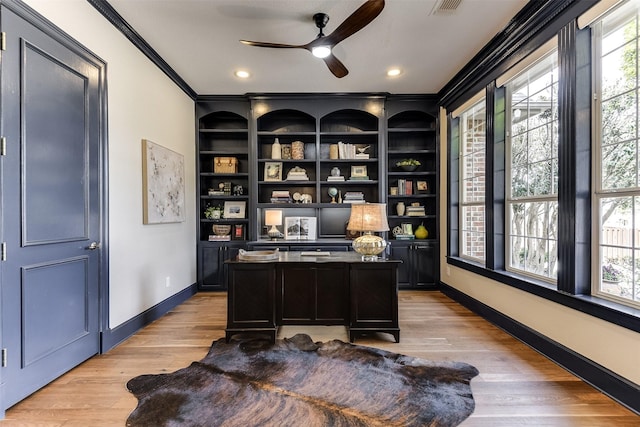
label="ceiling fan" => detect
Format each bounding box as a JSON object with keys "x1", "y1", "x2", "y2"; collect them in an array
[{"x1": 240, "y1": 0, "x2": 385, "y2": 78}]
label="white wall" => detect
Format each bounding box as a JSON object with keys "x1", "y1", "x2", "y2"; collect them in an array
[
  {"x1": 23, "y1": 0, "x2": 197, "y2": 329},
  {"x1": 438, "y1": 108, "x2": 640, "y2": 385}
]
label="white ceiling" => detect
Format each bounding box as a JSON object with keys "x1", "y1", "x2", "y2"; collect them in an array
[{"x1": 105, "y1": 0, "x2": 528, "y2": 95}]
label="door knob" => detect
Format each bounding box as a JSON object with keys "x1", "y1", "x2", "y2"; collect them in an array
[{"x1": 87, "y1": 242, "x2": 100, "y2": 250}]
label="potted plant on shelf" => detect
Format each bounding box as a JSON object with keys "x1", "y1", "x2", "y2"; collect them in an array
[
  {"x1": 602, "y1": 264, "x2": 623, "y2": 283},
  {"x1": 396, "y1": 159, "x2": 421, "y2": 172},
  {"x1": 204, "y1": 205, "x2": 222, "y2": 220}
]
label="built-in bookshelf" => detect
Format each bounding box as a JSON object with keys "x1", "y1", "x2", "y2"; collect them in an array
[
  {"x1": 254, "y1": 100, "x2": 383, "y2": 240},
  {"x1": 387, "y1": 109, "x2": 438, "y2": 242},
  {"x1": 195, "y1": 95, "x2": 439, "y2": 290}
]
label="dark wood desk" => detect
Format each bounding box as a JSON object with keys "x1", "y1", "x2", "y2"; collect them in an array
[{"x1": 225, "y1": 252, "x2": 400, "y2": 343}]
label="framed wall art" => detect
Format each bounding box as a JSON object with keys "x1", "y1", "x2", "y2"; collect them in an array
[{"x1": 142, "y1": 139, "x2": 185, "y2": 224}]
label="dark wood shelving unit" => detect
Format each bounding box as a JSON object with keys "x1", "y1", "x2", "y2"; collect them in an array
[
  {"x1": 195, "y1": 95, "x2": 439, "y2": 290},
  {"x1": 386, "y1": 97, "x2": 439, "y2": 289},
  {"x1": 196, "y1": 98, "x2": 251, "y2": 290}
]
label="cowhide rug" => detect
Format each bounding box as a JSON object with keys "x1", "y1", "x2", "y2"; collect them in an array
[{"x1": 126, "y1": 334, "x2": 479, "y2": 427}]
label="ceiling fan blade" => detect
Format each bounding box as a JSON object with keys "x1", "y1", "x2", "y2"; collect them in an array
[
  {"x1": 324, "y1": 0, "x2": 385, "y2": 47},
  {"x1": 240, "y1": 40, "x2": 303, "y2": 49},
  {"x1": 323, "y1": 54, "x2": 349, "y2": 78}
]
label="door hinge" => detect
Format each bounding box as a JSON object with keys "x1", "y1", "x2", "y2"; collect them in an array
[
  {"x1": 1, "y1": 348, "x2": 6, "y2": 368},
  {"x1": 1, "y1": 242, "x2": 6, "y2": 261},
  {"x1": 1, "y1": 136, "x2": 6, "y2": 156},
  {"x1": 0, "y1": 32, "x2": 6, "y2": 51}
]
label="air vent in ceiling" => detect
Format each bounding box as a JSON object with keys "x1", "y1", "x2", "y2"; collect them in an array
[{"x1": 430, "y1": 0, "x2": 463, "y2": 15}]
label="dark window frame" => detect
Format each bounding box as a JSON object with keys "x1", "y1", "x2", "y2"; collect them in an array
[{"x1": 444, "y1": 2, "x2": 640, "y2": 334}]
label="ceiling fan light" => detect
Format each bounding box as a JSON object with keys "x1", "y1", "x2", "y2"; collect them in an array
[{"x1": 312, "y1": 46, "x2": 332, "y2": 58}]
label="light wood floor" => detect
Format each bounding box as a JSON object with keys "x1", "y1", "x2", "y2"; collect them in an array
[{"x1": 2, "y1": 291, "x2": 638, "y2": 426}]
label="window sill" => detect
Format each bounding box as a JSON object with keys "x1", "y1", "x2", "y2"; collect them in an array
[{"x1": 447, "y1": 256, "x2": 640, "y2": 334}]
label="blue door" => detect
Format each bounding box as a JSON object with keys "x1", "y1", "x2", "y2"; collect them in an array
[{"x1": 0, "y1": 4, "x2": 104, "y2": 411}]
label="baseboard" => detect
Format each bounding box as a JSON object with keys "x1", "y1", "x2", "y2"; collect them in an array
[
  {"x1": 100, "y1": 283, "x2": 198, "y2": 352},
  {"x1": 439, "y1": 282, "x2": 640, "y2": 415}
]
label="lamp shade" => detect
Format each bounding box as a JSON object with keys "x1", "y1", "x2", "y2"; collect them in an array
[
  {"x1": 264, "y1": 209, "x2": 282, "y2": 226},
  {"x1": 347, "y1": 203, "x2": 389, "y2": 232}
]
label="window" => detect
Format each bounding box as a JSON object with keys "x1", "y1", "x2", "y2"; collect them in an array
[
  {"x1": 445, "y1": 0, "x2": 640, "y2": 338},
  {"x1": 593, "y1": 4, "x2": 640, "y2": 307},
  {"x1": 459, "y1": 100, "x2": 487, "y2": 263},
  {"x1": 505, "y1": 51, "x2": 559, "y2": 282}
]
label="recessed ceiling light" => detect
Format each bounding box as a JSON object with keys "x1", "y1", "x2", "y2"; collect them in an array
[
  {"x1": 387, "y1": 68, "x2": 402, "y2": 77},
  {"x1": 235, "y1": 70, "x2": 250, "y2": 79}
]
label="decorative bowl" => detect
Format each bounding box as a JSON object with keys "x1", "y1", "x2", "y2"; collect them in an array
[
  {"x1": 212, "y1": 224, "x2": 231, "y2": 235},
  {"x1": 400, "y1": 165, "x2": 418, "y2": 172}
]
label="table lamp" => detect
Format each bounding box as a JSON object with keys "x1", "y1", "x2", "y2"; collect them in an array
[
  {"x1": 346, "y1": 203, "x2": 390, "y2": 261},
  {"x1": 265, "y1": 209, "x2": 283, "y2": 240}
]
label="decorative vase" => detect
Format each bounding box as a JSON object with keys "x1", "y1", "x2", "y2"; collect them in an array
[
  {"x1": 396, "y1": 201, "x2": 405, "y2": 216},
  {"x1": 271, "y1": 138, "x2": 281, "y2": 159},
  {"x1": 292, "y1": 141, "x2": 305, "y2": 159}
]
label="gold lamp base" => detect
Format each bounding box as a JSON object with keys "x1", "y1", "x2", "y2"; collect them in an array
[{"x1": 352, "y1": 232, "x2": 387, "y2": 261}]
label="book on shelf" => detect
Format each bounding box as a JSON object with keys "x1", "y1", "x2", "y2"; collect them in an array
[
  {"x1": 338, "y1": 141, "x2": 371, "y2": 159},
  {"x1": 348, "y1": 176, "x2": 370, "y2": 181},
  {"x1": 343, "y1": 192, "x2": 365, "y2": 203},
  {"x1": 270, "y1": 197, "x2": 292, "y2": 203},
  {"x1": 394, "y1": 234, "x2": 415, "y2": 240},
  {"x1": 397, "y1": 179, "x2": 405, "y2": 195},
  {"x1": 327, "y1": 176, "x2": 345, "y2": 181},
  {"x1": 286, "y1": 170, "x2": 309, "y2": 180},
  {"x1": 270, "y1": 190, "x2": 292, "y2": 203},
  {"x1": 209, "y1": 235, "x2": 231, "y2": 241},
  {"x1": 406, "y1": 206, "x2": 426, "y2": 216},
  {"x1": 343, "y1": 191, "x2": 364, "y2": 199},
  {"x1": 396, "y1": 179, "x2": 413, "y2": 195},
  {"x1": 337, "y1": 141, "x2": 355, "y2": 159}
]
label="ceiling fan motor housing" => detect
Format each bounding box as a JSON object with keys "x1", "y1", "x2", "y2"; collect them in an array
[{"x1": 313, "y1": 13, "x2": 330, "y2": 32}]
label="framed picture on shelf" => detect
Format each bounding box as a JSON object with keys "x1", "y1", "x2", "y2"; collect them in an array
[
  {"x1": 284, "y1": 216, "x2": 317, "y2": 240},
  {"x1": 264, "y1": 162, "x2": 283, "y2": 181},
  {"x1": 233, "y1": 224, "x2": 245, "y2": 240},
  {"x1": 416, "y1": 181, "x2": 429, "y2": 193},
  {"x1": 223, "y1": 200, "x2": 246, "y2": 218},
  {"x1": 402, "y1": 223, "x2": 413, "y2": 235},
  {"x1": 350, "y1": 165, "x2": 368, "y2": 178}
]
